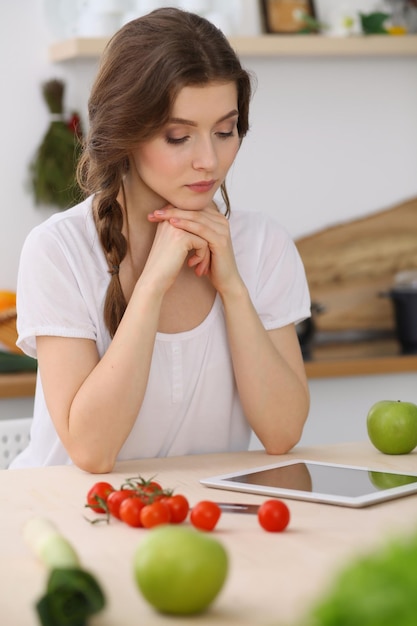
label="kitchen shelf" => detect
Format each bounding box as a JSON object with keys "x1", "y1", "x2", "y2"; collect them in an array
[
  {"x1": 1, "y1": 339, "x2": 417, "y2": 398},
  {"x1": 0, "y1": 372, "x2": 36, "y2": 399},
  {"x1": 305, "y1": 338, "x2": 417, "y2": 379},
  {"x1": 48, "y1": 34, "x2": 417, "y2": 62}
]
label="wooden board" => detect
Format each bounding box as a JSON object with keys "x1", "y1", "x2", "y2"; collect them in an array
[{"x1": 295, "y1": 196, "x2": 417, "y2": 332}]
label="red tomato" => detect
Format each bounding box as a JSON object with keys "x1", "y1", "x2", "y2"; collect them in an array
[
  {"x1": 190, "y1": 501, "x2": 221, "y2": 531},
  {"x1": 119, "y1": 496, "x2": 145, "y2": 527},
  {"x1": 161, "y1": 494, "x2": 190, "y2": 524},
  {"x1": 145, "y1": 480, "x2": 163, "y2": 492},
  {"x1": 130, "y1": 479, "x2": 165, "y2": 504},
  {"x1": 131, "y1": 479, "x2": 162, "y2": 493},
  {"x1": 257, "y1": 500, "x2": 290, "y2": 532},
  {"x1": 86, "y1": 481, "x2": 114, "y2": 514},
  {"x1": 107, "y1": 489, "x2": 134, "y2": 519},
  {"x1": 140, "y1": 501, "x2": 172, "y2": 529}
]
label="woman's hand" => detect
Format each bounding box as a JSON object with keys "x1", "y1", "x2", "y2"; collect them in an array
[
  {"x1": 142, "y1": 209, "x2": 211, "y2": 292},
  {"x1": 148, "y1": 205, "x2": 242, "y2": 296}
]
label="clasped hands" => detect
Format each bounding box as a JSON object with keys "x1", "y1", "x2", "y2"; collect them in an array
[{"x1": 147, "y1": 204, "x2": 234, "y2": 288}]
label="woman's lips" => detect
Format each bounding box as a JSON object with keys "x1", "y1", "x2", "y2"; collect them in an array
[{"x1": 186, "y1": 180, "x2": 216, "y2": 193}]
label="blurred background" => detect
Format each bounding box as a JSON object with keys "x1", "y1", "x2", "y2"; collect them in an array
[{"x1": 1, "y1": 0, "x2": 416, "y2": 288}]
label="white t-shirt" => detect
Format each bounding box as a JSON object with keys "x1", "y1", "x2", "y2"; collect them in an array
[{"x1": 10, "y1": 196, "x2": 310, "y2": 468}]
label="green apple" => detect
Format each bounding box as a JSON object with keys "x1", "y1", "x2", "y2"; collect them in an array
[
  {"x1": 369, "y1": 470, "x2": 417, "y2": 489},
  {"x1": 133, "y1": 525, "x2": 228, "y2": 615},
  {"x1": 367, "y1": 400, "x2": 417, "y2": 455}
]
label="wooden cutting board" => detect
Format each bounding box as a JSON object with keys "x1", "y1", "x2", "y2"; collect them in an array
[{"x1": 295, "y1": 196, "x2": 417, "y2": 332}]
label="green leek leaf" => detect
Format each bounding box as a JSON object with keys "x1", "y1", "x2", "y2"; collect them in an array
[{"x1": 36, "y1": 568, "x2": 106, "y2": 626}]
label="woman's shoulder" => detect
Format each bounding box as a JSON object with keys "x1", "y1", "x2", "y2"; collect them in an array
[
  {"x1": 23, "y1": 196, "x2": 95, "y2": 248},
  {"x1": 230, "y1": 207, "x2": 289, "y2": 231},
  {"x1": 229, "y1": 208, "x2": 293, "y2": 250}
]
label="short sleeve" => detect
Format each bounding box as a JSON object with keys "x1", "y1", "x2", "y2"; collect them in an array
[
  {"x1": 256, "y1": 218, "x2": 311, "y2": 329},
  {"x1": 16, "y1": 224, "x2": 97, "y2": 358},
  {"x1": 231, "y1": 211, "x2": 311, "y2": 330}
]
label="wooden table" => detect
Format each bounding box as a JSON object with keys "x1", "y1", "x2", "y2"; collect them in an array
[{"x1": 2, "y1": 442, "x2": 417, "y2": 625}]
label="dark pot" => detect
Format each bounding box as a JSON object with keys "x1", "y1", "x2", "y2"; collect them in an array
[
  {"x1": 296, "y1": 302, "x2": 324, "y2": 360},
  {"x1": 385, "y1": 287, "x2": 417, "y2": 354}
]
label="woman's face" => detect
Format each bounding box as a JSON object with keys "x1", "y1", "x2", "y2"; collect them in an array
[{"x1": 128, "y1": 81, "x2": 240, "y2": 212}]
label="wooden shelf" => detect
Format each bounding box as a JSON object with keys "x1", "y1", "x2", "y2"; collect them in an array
[
  {"x1": 1, "y1": 339, "x2": 417, "y2": 399},
  {"x1": 48, "y1": 34, "x2": 417, "y2": 62},
  {"x1": 306, "y1": 354, "x2": 417, "y2": 379},
  {"x1": 0, "y1": 372, "x2": 36, "y2": 399},
  {"x1": 305, "y1": 338, "x2": 417, "y2": 379}
]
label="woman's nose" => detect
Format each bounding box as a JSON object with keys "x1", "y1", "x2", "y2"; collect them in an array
[{"x1": 192, "y1": 136, "x2": 218, "y2": 171}]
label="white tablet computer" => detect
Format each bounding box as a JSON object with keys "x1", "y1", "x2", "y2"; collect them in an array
[{"x1": 200, "y1": 459, "x2": 417, "y2": 508}]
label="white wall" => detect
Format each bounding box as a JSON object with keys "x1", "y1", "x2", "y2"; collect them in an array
[
  {"x1": 1, "y1": 1, "x2": 417, "y2": 286},
  {"x1": 1, "y1": 1, "x2": 417, "y2": 442},
  {"x1": 230, "y1": 56, "x2": 417, "y2": 238},
  {"x1": 250, "y1": 371, "x2": 417, "y2": 449}
]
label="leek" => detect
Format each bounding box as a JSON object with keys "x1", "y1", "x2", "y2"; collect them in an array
[{"x1": 23, "y1": 517, "x2": 105, "y2": 626}]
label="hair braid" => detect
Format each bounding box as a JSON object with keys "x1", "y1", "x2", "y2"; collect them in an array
[{"x1": 95, "y1": 193, "x2": 128, "y2": 337}]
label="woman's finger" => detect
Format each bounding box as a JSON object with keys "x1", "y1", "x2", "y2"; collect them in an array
[{"x1": 188, "y1": 246, "x2": 211, "y2": 276}]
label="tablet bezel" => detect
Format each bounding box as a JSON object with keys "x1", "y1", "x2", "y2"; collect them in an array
[{"x1": 200, "y1": 459, "x2": 417, "y2": 508}]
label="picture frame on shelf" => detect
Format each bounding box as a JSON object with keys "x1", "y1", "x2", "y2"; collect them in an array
[{"x1": 260, "y1": 0, "x2": 317, "y2": 34}]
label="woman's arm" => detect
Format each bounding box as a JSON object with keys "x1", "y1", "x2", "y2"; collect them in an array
[
  {"x1": 36, "y1": 219, "x2": 210, "y2": 473},
  {"x1": 151, "y1": 205, "x2": 310, "y2": 453},
  {"x1": 220, "y1": 285, "x2": 309, "y2": 454},
  {"x1": 36, "y1": 278, "x2": 163, "y2": 473}
]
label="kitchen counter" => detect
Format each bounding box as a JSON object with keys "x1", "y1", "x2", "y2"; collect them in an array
[
  {"x1": 1, "y1": 338, "x2": 417, "y2": 398},
  {"x1": 1, "y1": 441, "x2": 417, "y2": 625},
  {"x1": 0, "y1": 371, "x2": 36, "y2": 398},
  {"x1": 305, "y1": 337, "x2": 417, "y2": 378}
]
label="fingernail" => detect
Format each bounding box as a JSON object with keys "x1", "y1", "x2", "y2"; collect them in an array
[{"x1": 154, "y1": 209, "x2": 165, "y2": 216}]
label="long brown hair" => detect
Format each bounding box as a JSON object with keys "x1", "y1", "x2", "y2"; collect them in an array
[{"x1": 77, "y1": 7, "x2": 252, "y2": 337}]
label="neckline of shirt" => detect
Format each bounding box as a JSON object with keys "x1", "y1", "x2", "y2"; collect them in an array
[{"x1": 156, "y1": 293, "x2": 222, "y2": 342}]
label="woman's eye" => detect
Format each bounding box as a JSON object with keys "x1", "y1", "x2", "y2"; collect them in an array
[
  {"x1": 216, "y1": 131, "x2": 235, "y2": 139},
  {"x1": 165, "y1": 128, "x2": 236, "y2": 144},
  {"x1": 165, "y1": 135, "x2": 188, "y2": 145}
]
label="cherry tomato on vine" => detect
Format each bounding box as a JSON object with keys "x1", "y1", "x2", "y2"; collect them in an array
[
  {"x1": 119, "y1": 496, "x2": 145, "y2": 527},
  {"x1": 107, "y1": 489, "x2": 134, "y2": 519},
  {"x1": 161, "y1": 494, "x2": 190, "y2": 524},
  {"x1": 128, "y1": 479, "x2": 165, "y2": 504},
  {"x1": 257, "y1": 499, "x2": 290, "y2": 532},
  {"x1": 190, "y1": 501, "x2": 221, "y2": 531},
  {"x1": 86, "y1": 481, "x2": 114, "y2": 513},
  {"x1": 145, "y1": 480, "x2": 163, "y2": 492},
  {"x1": 140, "y1": 501, "x2": 172, "y2": 529}
]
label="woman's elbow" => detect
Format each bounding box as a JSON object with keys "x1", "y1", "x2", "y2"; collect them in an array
[
  {"x1": 264, "y1": 405, "x2": 310, "y2": 455},
  {"x1": 264, "y1": 435, "x2": 299, "y2": 456},
  {"x1": 70, "y1": 448, "x2": 116, "y2": 474}
]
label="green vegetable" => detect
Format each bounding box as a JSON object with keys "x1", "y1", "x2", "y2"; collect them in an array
[
  {"x1": 23, "y1": 518, "x2": 105, "y2": 626},
  {"x1": 36, "y1": 569, "x2": 105, "y2": 626},
  {"x1": 30, "y1": 79, "x2": 83, "y2": 210},
  {"x1": 0, "y1": 350, "x2": 37, "y2": 373},
  {"x1": 360, "y1": 12, "x2": 389, "y2": 34},
  {"x1": 301, "y1": 528, "x2": 417, "y2": 626}
]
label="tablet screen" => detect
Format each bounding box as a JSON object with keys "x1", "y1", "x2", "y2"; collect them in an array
[
  {"x1": 201, "y1": 460, "x2": 417, "y2": 507},
  {"x1": 226, "y1": 462, "x2": 417, "y2": 497}
]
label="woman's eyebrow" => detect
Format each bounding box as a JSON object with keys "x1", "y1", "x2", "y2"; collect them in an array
[{"x1": 168, "y1": 109, "x2": 239, "y2": 127}]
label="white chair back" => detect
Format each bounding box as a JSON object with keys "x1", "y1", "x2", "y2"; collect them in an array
[{"x1": 0, "y1": 417, "x2": 32, "y2": 469}]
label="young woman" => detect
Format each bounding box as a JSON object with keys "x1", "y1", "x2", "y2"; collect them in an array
[{"x1": 11, "y1": 8, "x2": 310, "y2": 472}]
